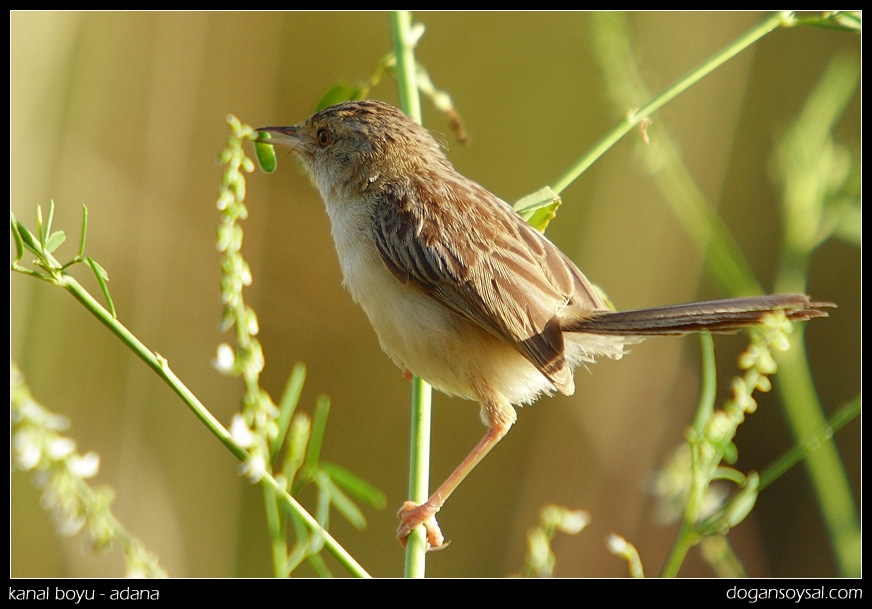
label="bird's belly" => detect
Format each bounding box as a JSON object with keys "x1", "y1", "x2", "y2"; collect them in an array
[{"x1": 338, "y1": 243, "x2": 555, "y2": 406}]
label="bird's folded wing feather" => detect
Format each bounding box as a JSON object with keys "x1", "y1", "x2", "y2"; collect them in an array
[{"x1": 371, "y1": 175, "x2": 606, "y2": 388}]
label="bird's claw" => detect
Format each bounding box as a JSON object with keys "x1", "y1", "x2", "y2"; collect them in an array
[{"x1": 397, "y1": 500, "x2": 446, "y2": 550}]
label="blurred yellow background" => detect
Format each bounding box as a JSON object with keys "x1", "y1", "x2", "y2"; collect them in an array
[{"x1": 11, "y1": 11, "x2": 859, "y2": 577}]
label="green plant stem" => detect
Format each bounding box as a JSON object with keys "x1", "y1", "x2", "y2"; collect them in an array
[
  {"x1": 40, "y1": 268, "x2": 369, "y2": 578},
  {"x1": 259, "y1": 471, "x2": 369, "y2": 577},
  {"x1": 699, "y1": 536, "x2": 746, "y2": 578},
  {"x1": 660, "y1": 522, "x2": 698, "y2": 578},
  {"x1": 661, "y1": 334, "x2": 716, "y2": 577},
  {"x1": 405, "y1": 377, "x2": 432, "y2": 577},
  {"x1": 552, "y1": 11, "x2": 792, "y2": 196},
  {"x1": 392, "y1": 11, "x2": 423, "y2": 124},
  {"x1": 391, "y1": 9, "x2": 431, "y2": 576},
  {"x1": 588, "y1": 12, "x2": 858, "y2": 576},
  {"x1": 691, "y1": 333, "x2": 717, "y2": 436},
  {"x1": 263, "y1": 483, "x2": 288, "y2": 577},
  {"x1": 758, "y1": 396, "x2": 861, "y2": 492},
  {"x1": 768, "y1": 52, "x2": 861, "y2": 577},
  {"x1": 773, "y1": 336, "x2": 861, "y2": 577},
  {"x1": 60, "y1": 273, "x2": 241, "y2": 457}
]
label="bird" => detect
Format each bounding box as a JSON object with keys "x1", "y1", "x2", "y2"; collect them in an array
[{"x1": 257, "y1": 99, "x2": 833, "y2": 549}]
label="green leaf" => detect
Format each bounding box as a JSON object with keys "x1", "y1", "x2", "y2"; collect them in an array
[
  {"x1": 320, "y1": 473, "x2": 367, "y2": 530},
  {"x1": 514, "y1": 186, "x2": 562, "y2": 233},
  {"x1": 11, "y1": 213, "x2": 43, "y2": 256},
  {"x1": 321, "y1": 462, "x2": 387, "y2": 509},
  {"x1": 284, "y1": 413, "x2": 311, "y2": 490},
  {"x1": 316, "y1": 83, "x2": 368, "y2": 111},
  {"x1": 36, "y1": 199, "x2": 54, "y2": 251},
  {"x1": 78, "y1": 205, "x2": 89, "y2": 258},
  {"x1": 10, "y1": 213, "x2": 25, "y2": 262},
  {"x1": 86, "y1": 256, "x2": 109, "y2": 281},
  {"x1": 307, "y1": 552, "x2": 332, "y2": 578},
  {"x1": 86, "y1": 256, "x2": 116, "y2": 319},
  {"x1": 36, "y1": 205, "x2": 45, "y2": 248},
  {"x1": 44, "y1": 231, "x2": 66, "y2": 254},
  {"x1": 302, "y1": 395, "x2": 331, "y2": 473},
  {"x1": 271, "y1": 362, "x2": 307, "y2": 462},
  {"x1": 46, "y1": 200, "x2": 55, "y2": 234}
]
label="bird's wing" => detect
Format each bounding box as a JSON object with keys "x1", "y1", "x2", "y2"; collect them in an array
[{"x1": 371, "y1": 172, "x2": 604, "y2": 391}]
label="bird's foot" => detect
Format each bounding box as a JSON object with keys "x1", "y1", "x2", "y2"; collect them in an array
[{"x1": 397, "y1": 500, "x2": 447, "y2": 550}]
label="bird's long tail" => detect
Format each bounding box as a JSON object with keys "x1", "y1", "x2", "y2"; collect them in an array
[{"x1": 561, "y1": 294, "x2": 835, "y2": 335}]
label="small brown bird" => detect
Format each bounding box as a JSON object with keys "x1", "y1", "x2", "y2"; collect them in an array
[{"x1": 258, "y1": 100, "x2": 832, "y2": 549}]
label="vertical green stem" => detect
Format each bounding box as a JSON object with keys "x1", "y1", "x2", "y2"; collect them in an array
[
  {"x1": 391, "y1": 10, "x2": 431, "y2": 577},
  {"x1": 405, "y1": 377, "x2": 433, "y2": 577},
  {"x1": 392, "y1": 11, "x2": 422, "y2": 123},
  {"x1": 774, "y1": 326, "x2": 860, "y2": 577}
]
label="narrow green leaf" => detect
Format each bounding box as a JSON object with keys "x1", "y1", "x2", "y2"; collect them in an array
[
  {"x1": 10, "y1": 213, "x2": 25, "y2": 262},
  {"x1": 321, "y1": 462, "x2": 387, "y2": 509},
  {"x1": 284, "y1": 512, "x2": 310, "y2": 576},
  {"x1": 315, "y1": 475, "x2": 331, "y2": 539},
  {"x1": 285, "y1": 413, "x2": 311, "y2": 491},
  {"x1": 87, "y1": 256, "x2": 109, "y2": 281},
  {"x1": 12, "y1": 214, "x2": 42, "y2": 256},
  {"x1": 321, "y1": 474, "x2": 367, "y2": 530},
  {"x1": 44, "y1": 200, "x2": 55, "y2": 245},
  {"x1": 36, "y1": 205, "x2": 45, "y2": 250},
  {"x1": 271, "y1": 362, "x2": 307, "y2": 462},
  {"x1": 303, "y1": 395, "x2": 331, "y2": 473},
  {"x1": 306, "y1": 552, "x2": 332, "y2": 578},
  {"x1": 86, "y1": 256, "x2": 116, "y2": 319},
  {"x1": 78, "y1": 205, "x2": 89, "y2": 258}
]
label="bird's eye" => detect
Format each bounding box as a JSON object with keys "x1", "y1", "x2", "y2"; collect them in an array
[{"x1": 317, "y1": 128, "x2": 331, "y2": 147}]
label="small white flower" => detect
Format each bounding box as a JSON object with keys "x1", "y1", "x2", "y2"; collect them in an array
[
  {"x1": 607, "y1": 533, "x2": 629, "y2": 554},
  {"x1": 703, "y1": 411, "x2": 725, "y2": 442},
  {"x1": 213, "y1": 343, "x2": 236, "y2": 374},
  {"x1": 69, "y1": 452, "x2": 100, "y2": 478},
  {"x1": 246, "y1": 311, "x2": 259, "y2": 336},
  {"x1": 20, "y1": 399, "x2": 69, "y2": 431},
  {"x1": 48, "y1": 437, "x2": 76, "y2": 460},
  {"x1": 558, "y1": 509, "x2": 591, "y2": 535},
  {"x1": 239, "y1": 453, "x2": 266, "y2": 483},
  {"x1": 229, "y1": 414, "x2": 254, "y2": 448},
  {"x1": 13, "y1": 433, "x2": 41, "y2": 470},
  {"x1": 56, "y1": 512, "x2": 86, "y2": 537},
  {"x1": 240, "y1": 262, "x2": 252, "y2": 286}
]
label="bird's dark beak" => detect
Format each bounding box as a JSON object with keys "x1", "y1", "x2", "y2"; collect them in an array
[{"x1": 256, "y1": 126, "x2": 300, "y2": 148}]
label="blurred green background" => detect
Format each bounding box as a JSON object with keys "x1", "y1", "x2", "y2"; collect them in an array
[{"x1": 11, "y1": 12, "x2": 859, "y2": 577}]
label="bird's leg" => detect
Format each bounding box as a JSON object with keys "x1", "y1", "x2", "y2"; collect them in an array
[{"x1": 398, "y1": 390, "x2": 516, "y2": 549}]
